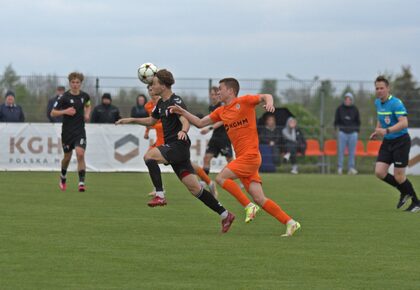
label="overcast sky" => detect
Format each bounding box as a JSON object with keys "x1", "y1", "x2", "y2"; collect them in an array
[{"x1": 1, "y1": 0, "x2": 419, "y2": 81}]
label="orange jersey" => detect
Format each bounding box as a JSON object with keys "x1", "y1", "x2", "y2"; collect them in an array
[
  {"x1": 209, "y1": 95, "x2": 261, "y2": 158},
  {"x1": 145, "y1": 100, "x2": 164, "y2": 147}
]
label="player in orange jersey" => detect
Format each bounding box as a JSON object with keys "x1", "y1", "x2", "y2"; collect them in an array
[
  {"x1": 144, "y1": 85, "x2": 164, "y2": 149},
  {"x1": 170, "y1": 78, "x2": 301, "y2": 237}
]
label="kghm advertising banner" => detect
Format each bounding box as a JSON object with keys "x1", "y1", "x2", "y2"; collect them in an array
[{"x1": 0, "y1": 123, "x2": 229, "y2": 172}]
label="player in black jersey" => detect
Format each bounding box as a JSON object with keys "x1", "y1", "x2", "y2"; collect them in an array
[
  {"x1": 51, "y1": 72, "x2": 91, "y2": 192},
  {"x1": 116, "y1": 69, "x2": 235, "y2": 233},
  {"x1": 200, "y1": 86, "x2": 233, "y2": 174}
]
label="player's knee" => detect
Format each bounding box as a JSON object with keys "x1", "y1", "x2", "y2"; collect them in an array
[
  {"x1": 189, "y1": 184, "x2": 202, "y2": 196},
  {"x1": 76, "y1": 151, "x2": 84, "y2": 161},
  {"x1": 253, "y1": 195, "x2": 266, "y2": 206},
  {"x1": 394, "y1": 173, "x2": 406, "y2": 184},
  {"x1": 143, "y1": 151, "x2": 153, "y2": 161},
  {"x1": 63, "y1": 153, "x2": 71, "y2": 162},
  {"x1": 375, "y1": 169, "x2": 386, "y2": 180},
  {"x1": 215, "y1": 174, "x2": 225, "y2": 186}
]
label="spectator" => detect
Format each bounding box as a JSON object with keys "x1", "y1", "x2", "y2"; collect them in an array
[
  {"x1": 90, "y1": 93, "x2": 121, "y2": 123},
  {"x1": 0, "y1": 90, "x2": 25, "y2": 122},
  {"x1": 47, "y1": 86, "x2": 65, "y2": 122},
  {"x1": 334, "y1": 92, "x2": 361, "y2": 175},
  {"x1": 130, "y1": 94, "x2": 148, "y2": 118},
  {"x1": 281, "y1": 117, "x2": 307, "y2": 174},
  {"x1": 258, "y1": 114, "x2": 282, "y2": 165}
]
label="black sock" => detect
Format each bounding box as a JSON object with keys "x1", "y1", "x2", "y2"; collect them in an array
[
  {"x1": 382, "y1": 173, "x2": 399, "y2": 187},
  {"x1": 203, "y1": 168, "x2": 210, "y2": 175},
  {"x1": 78, "y1": 170, "x2": 86, "y2": 183},
  {"x1": 196, "y1": 187, "x2": 226, "y2": 215},
  {"x1": 398, "y1": 179, "x2": 419, "y2": 203},
  {"x1": 60, "y1": 168, "x2": 67, "y2": 182},
  {"x1": 145, "y1": 159, "x2": 163, "y2": 192}
]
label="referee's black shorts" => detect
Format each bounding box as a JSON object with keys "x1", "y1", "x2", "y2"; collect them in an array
[
  {"x1": 377, "y1": 133, "x2": 411, "y2": 168},
  {"x1": 157, "y1": 140, "x2": 195, "y2": 179}
]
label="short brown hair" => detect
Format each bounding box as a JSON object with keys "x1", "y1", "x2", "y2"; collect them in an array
[
  {"x1": 156, "y1": 69, "x2": 175, "y2": 88},
  {"x1": 375, "y1": 75, "x2": 389, "y2": 86},
  {"x1": 68, "y1": 72, "x2": 84, "y2": 82},
  {"x1": 219, "y1": 78, "x2": 240, "y2": 96},
  {"x1": 210, "y1": 86, "x2": 218, "y2": 93}
]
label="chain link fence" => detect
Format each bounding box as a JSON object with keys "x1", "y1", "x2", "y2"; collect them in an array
[{"x1": 1, "y1": 74, "x2": 419, "y2": 173}]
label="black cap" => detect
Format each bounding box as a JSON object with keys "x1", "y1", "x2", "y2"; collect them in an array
[
  {"x1": 102, "y1": 93, "x2": 112, "y2": 100},
  {"x1": 5, "y1": 90, "x2": 15, "y2": 98}
]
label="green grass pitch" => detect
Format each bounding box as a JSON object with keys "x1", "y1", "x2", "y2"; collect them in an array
[{"x1": 0, "y1": 172, "x2": 419, "y2": 289}]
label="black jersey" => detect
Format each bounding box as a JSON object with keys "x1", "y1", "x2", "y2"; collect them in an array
[
  {"x1": 53, "y1": 90, "x2": 91, "y2": 136},
  {"x1": 209, "y1": 102, "x2": 229, "y2": 140},
  {"x1": 151, "y1": 94, "x2": 189, "y2": 144}
]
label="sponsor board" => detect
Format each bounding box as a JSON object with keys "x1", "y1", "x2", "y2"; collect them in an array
[{"x1": 0, "y1": 123, "x2": 229, "y2": 172}]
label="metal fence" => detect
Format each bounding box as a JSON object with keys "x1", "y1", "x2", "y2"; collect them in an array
[{"x1": 1, "y1": 74, "x2": 419, "y2": 173}]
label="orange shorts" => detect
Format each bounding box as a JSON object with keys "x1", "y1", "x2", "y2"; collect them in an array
[{"x1": 226, "y1": 153, "x2": 262, "y2": 191}]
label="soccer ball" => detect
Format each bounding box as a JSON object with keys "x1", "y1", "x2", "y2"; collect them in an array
[{"x1": 137, "y1": 63, "x2": 158, "y2": 84}]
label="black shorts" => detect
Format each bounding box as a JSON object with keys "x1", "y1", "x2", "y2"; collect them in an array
[
  {"x1": 157, "y1": 140, "x2": 195, "y2": 179},
  {"x1": 377, "y1": 134, "x2": 411, "y2": 168},
  {"x1": 62, "y1": 133, "x2": 87, "y2": 153},
  {"x1": 206, "y1": 137, "x2": 233, "y2": 158}
]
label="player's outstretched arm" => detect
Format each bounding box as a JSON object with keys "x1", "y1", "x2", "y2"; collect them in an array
[
  {"x1": 259, "y1": 94, "x2": 275, "y2": 113},
  {"x1": 200, "y1": 121, "x2": 224, "y2": 135},
  {"x1": 116, "y1": 116, "x2": 157, "y2": 126},
  {"x1": 169, "y1": 104, "x2": 214, "y2": 128}
]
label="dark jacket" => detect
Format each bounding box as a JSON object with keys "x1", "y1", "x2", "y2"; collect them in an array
[
  {"x1": 130, "y1": 105, "x2": 148, "y2": 118},
  {"x1": 334, "y1": 104, "x2": 360, "y2": 133},
  {"x1": 91, "y1": 104, "x2": 121, "y2": 124},
  {"x1": 258, "y1": 126, "x2": 283, "y2": 146},
  {"x1": 0, "y1": 104, "x2": 25, "y2": 122},
  {"x1": 47, "y1": 95, "x2": 63, "y2": 122}
]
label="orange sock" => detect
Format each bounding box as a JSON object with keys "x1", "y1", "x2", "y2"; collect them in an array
[
  {"x1": 195, "y1": 166, "x2": 211, "y2": 185},
  {"x1": 222, "y1": 179, "x2": 251, "y2": 207},
  {"x1": 262, "y1": 199, "x2": 291, "y2": 225}
]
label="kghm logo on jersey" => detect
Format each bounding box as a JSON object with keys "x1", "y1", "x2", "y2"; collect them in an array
[
  {"x1": 224, "y1": 118, "x2": 248, "y2": 132},
  {"x1": 384, "y1": 116, "x2": 391, "y2": 125}
]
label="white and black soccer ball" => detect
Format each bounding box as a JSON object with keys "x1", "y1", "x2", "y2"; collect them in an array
[{"x1": 137, "y1": 63, "x2": 158, "y2": 84}]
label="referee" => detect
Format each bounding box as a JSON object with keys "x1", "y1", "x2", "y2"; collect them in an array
[
  {"x1": 51, "y1": 72, "x2": 91, "y2": 192},
  {"x1": 370, "y1": 75, "x2": 419, "y2": 212}
]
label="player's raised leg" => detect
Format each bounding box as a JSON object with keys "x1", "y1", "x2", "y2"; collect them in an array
[
  {"x1": 215, "y1": 167, "x2": 260, "y2": 223},
  {"x1": 180, "y1": 172, "x2": 235, "y2": 233},
  {"x1": 247, "y1": 181, "x2": 300, "y2": 237}
]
